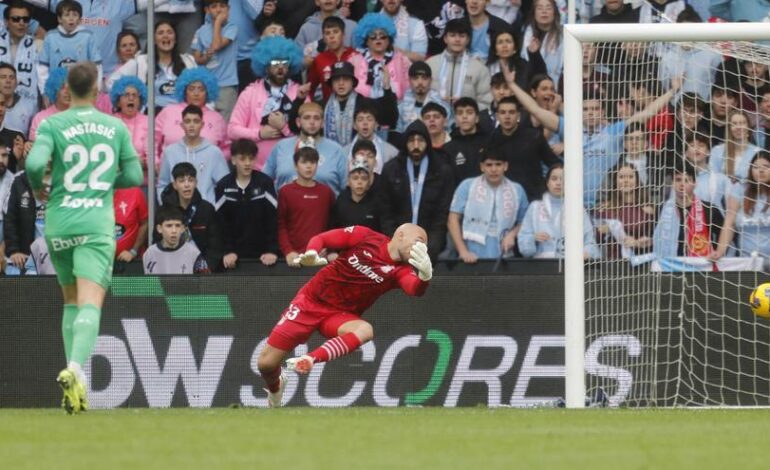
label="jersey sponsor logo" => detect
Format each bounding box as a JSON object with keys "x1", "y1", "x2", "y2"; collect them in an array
[
  {"x1": 60, "y1": 195, "x2": 104, "y2": 209},
  {"x1": 62, "y1": 122, "x2": 117, "y2": 140},
  {"x1": 50, "y1": 235, "x2": 89, "y2": 251},
  {"x1": 347, "y1": 254, "x2": 385, "y2": 284},
  {"x1": 344, "y1": 226, "x2": 355, "y2": 233}
]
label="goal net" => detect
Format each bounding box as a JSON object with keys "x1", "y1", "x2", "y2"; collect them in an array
[{"x1": 563, "y1": 20, "x2": 770, "y2": 407}]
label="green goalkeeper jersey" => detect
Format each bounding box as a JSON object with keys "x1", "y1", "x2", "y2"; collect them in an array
[{"x1": 26, "y1": 105, "x2": 143, "y2": 237}]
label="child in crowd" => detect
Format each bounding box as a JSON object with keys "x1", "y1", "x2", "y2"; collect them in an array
[{"x1": 143, "y1": 206, "x2": 209, "y2": 275}]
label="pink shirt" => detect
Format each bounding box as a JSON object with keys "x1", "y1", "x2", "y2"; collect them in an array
[
  {"x1": 227, "y1": 79, "x2": 302, "y2": 171},
  {"x1": 115, "y1": 112, "x2": 149, "y2": 183},
  {"x1": 354, "y1": 50, "x2": 411, "y2": 100},
  {"x1": 154, "y1": 102, "x2": 230, "y2": 167},
  {"x1": 29, "y1": 106, "x2": 60, "y2": 141}
]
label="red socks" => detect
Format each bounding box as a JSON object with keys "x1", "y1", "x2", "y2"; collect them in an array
[
  {"x1": 309, "y1": 333, "x2": 362, "y2": 363},
  {"x1": 260, "y1": 366, "x2": 282, "y2": 393}
]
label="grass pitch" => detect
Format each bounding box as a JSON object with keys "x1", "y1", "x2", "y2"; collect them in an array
[{"x1": 1, "y1": 407, "x2": 768, "y2": 469}]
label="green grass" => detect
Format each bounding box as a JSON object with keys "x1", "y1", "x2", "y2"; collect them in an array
[{"x1": 1, "y1": 408, "x2": 769, "y2": 469}]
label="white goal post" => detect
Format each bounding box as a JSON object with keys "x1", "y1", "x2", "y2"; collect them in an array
[{"x1": 563, "y1": 22, "x2": 770, "y2": 409}]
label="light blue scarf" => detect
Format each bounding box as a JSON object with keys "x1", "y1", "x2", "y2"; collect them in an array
[
  {"x1": 324, "y1": 93, "x2": 357, "y2": 147},
  {"x1": 653, "y1": 198, "x2": 681, "y2": 258},
  {"x1": 462, "y1": 176, "x2": 519, "y2": 245},
  {"x1": 407, "y1": 156, "x2": 429, "y2": 224}
]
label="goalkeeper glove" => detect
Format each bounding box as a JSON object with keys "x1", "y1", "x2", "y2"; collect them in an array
[
  {"x1": 408, "y1": 242, "x2": 432, "y2": 281},
  {"x1": 297, "y1": 250, "x2": 328, "y2": 267}
]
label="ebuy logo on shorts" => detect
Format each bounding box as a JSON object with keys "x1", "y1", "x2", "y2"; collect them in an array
[{"x1": 50, "y1": 235, "x2": 90, "y2": 251}]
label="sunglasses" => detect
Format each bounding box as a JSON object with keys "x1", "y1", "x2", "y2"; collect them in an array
[
  {"x1": 367, "y1": 33, "x2": 388, "y2": 41},
  {"x1": 9, "y1": 16, "x2": 31, "y2": 23},
  {"x1": 269, "y1": 60, "x2": 289, "y2": 68}
]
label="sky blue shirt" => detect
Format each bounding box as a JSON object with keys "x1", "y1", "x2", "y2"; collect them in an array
[
  {"x1": 39, "y1": 28, "x2": 101, "y2": 68},
  {"x1": 584, "y1": 120, "x2": 625, "y2": 208},
  {"x1": 229, "y1": 0, "x2": 262, "y2": 62},
  {"x1": 263, "y1": 137, "x2": 348, "y2": 195},
  {"x1": 730, "y1": 182, "x2": 770, "y2": 257},
  {"x1": 470, "y1": 21, "x2": 490, "y2": 62},
  {"x1": 191, "y1": 17, "x2": 238, "y2": 87}
]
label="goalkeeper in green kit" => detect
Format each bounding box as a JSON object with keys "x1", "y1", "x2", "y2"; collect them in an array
[{"x1": 26, "y1": 62, "x2": 143, "y2": 414}]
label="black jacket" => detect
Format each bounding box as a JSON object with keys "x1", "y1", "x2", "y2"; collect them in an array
[
  {"x1": 378, "y1": 120, "x2": 454, "y2": 259},
  {"x1": 0, "y1": 127, "x2": 24, "y2": 173},
  {"x1": 488, "y1": 126, "x2": 562, "y2": 201},
  {"x1": 442, "y1": 128, "x2": 488, "y2": 187},
  {"x1": 2, "y1": 171, "x2": 37, "y2": 256},
  {"x1": 331, "y1": 187, "x2": 381, "y2": 232},
  {"x1": 160, "y1": 185, "x2": 224, "y2": 272},
  {"x1": 214, "y1": 171, "x2": 279, "y2": 259}
]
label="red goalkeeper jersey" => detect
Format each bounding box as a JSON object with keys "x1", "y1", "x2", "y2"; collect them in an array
[{"x1": 298, "y1": 226, "x2": 429, "y2": 315}]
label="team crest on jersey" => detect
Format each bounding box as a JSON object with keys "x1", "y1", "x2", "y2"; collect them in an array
[{"x1": 380, "y1": 265, "x2": 395, "y2": 273}]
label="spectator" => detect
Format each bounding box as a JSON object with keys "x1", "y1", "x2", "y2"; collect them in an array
[
  {"x1": 478, "y1": 72, "x2": 513, "y2": 133},
  {"x1": 684, "y1": 132, "x2": 731, "y2": 212},
  {"x1": 397, "y1": 60, "x2": 451, "y2": 133},
  {"x1": 638, "y1": 0, "x2": 687, "y2": 25},
  {"x1": 620, "y1": 122, "x2": 666, "y2": 196},
  {"x1": 593, "y1": 162, "x2": 655, "y2": 259},
  {"x1": 518, "y1": 163, "x2": 599, "y2": 259},
  {"x1": 115, "y1": 31, "x2": 140, "y2": 70},
  {"x1": 159, "y1": 162, "x2": 224, "y2": 272},
  {"x1": 379, "y1": 0, "x2": 428, "y2": 62},
  {"x1": 331, "y1": 158, "x2": 380, "y2": 230},
  {"x1": 424, "y1": 0, "x2": 465, "y2": 57},
  {"x1": 664, "y1": 92, "x2": 708, "y2": 167},
  {"x1": 710, "y1": 109, "x2": 761, "y2": 183},
  {"x1": 590, "y1": 0, "x2": 640, "y2": 23},
  {"x1": 524, "y1": 74, "x2": 562, "y2": 155},
  {"x1": 155, "y1": 67, "x2": 230, "y2": 165},
  {"x1": 296, "y1": 0, "x2": 358, "y2": 53},
  {"x1": 107, "y1": 21, "x2": 196, "y2": 111},
  {"x1": 157, "y1": 105, "x2": 230, "y2": 206},
  {"x1": 0, "y1": 3, "x2": 43, "y2": 39},
  {"x1": 321, "y1": 61, "x2": 398, "y2": 147},
  {"x1": 352, "y1": 13, "x2": 411, "y2": 99},
  {"x1": 421, "y1": 102, "x2": 451, "y2": 149},
  {"x1": 426, "y1": 18, "x2": 492, "y2": 110},
  {"x1": 143, "y1": 206, "x2": 209, "y2": 275},
  {"x1": 487, "y1": 96, "x2": 561, "y2": 201},
  {"x1": 0, "y1": 4, "x2": 39, "y2": 136},
  {"x1": 706, "y1": 85, "x2": 739, "y2": 146},
  {"x1": 612, "y1": 41, "x2": 659, "y2": 87},
  {"x1": 308, "y1": 16, "x2": 366, "y2": 102},
  {"x1": 28, "y1": 68, "x2": 69, "y2": 143},
  {"x1": 265, "y1": 102, "x2": 348, "y2": 194},
  {"x1": 0, "y1": 144, "x2": 13, "y2": 271},
  {"x1": 0, "y1": 100, "x2": 25, "y2": 172},
  {"x1": 190, "y1": 0, "x2": 239, "y2": 121},
  {"x1": 628, "y1": 77, "x2": 674, "y2": 151},
  {"x1": 225, "y1": 0, "x2": 262, "y2": 94},
  {"x1": 443, "y1": 97, "x2": 486, "y2": 186},
  {"x1": 278, "y1": 147, "x2": 335, "y2": 267},
  {"x1": 228, "y1": 36, "x2": 305, "y2": 171},
  {"x1": 342, "y1": 105, "x2": 399, "y2": 174},
  {"x1": 486, "y1": 29, "x2": 547, "y2": 90},
  {"x1": 378, "y1": 119, "x2": 454, "y2": 259},
  {"x1": 38, "y1": 1, "x2": 101, "y2": 97},
  {"x1": 215, "y1": 138, "x2": 279, "y2": 269},
  {"x1": 273, "y1": 0, "x2": 319, "y2": 39},
  {"x1": 349, "y1": 138, "x2": 382, "y2": 193},
  {"x1": 580, "y1": 42, "x2": 610, "y2": 98},
  {"x1": 713, "y1": 152, "x2": 770, "y2": 260},
  {"x1": 111, "y1": 76, "x2": 149, "y2": 184},
  {"x1": 486, "y1": 0, "x2": 522, "y2": 25},
  {"x1": 653, "y1": 161, "x2": 724, "y2": 259},
  {"x1": 464, "y1": 0, "x2": 514, "y2": 62},
  {"x1": 114, "y1": 187, "x2": 148, "y2": 264},
  {"x1": 755, "y1": 87, "x2": 770, "y2": 151},
  {"x1": 709, "y1": 0, "x2": 770, "y2": 22},
  {"x1": 449, "y1": 148, "x2": 528, "y2": 263},
  {"x1": 521, "y1": 0, "x2": 563, "y2": 86},
  {"x1": 2, "y1": 169, "x2": 46, "y2": 275},
  {"x1": 738, "y1": 60, "x2": 770, "y2": 121}
]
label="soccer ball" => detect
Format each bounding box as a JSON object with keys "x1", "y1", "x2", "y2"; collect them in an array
[{"x1": 749, "y1": 283, "x2": 770, "y2": 319}]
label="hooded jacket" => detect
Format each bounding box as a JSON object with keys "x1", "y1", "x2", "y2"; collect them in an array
[
  {"x1": 295, "y1": 12, "x2": 358, "y2": 51},
  {"x1": 2, "y1": 171, "x2": 37, "y2": 256},
  {"x1": 159, "y1": 185, "x2": 224, "y2": 272},
  {"x1": 426, "y1": 50, "x2": 492, "y2": 110},
  {"x1": 377, "y1": 120, "x2": 454, "y2": 259},
  {"x1": 154, "y1": 102, "x2": 231, "y2": 165},
  {"x1": 157, "y1": 138, "x2": 230, "y2": 206}
]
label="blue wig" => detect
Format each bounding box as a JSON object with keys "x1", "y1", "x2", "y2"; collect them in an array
[
  {"x1": 44, "y1": 68, "x2": 69, "y2": 105},
  {"x1": 354, "y1": 13, "x2": 396, "y2": 49},
  {"x1": 250, "y1": 36, "x2": 304, "y2": 78},
  {"x1": 175, "y1": 67, "x2": 220, "y2": 103},
  {"x1": 110, "y1": 76, "x2": 147, "y2": 109}
]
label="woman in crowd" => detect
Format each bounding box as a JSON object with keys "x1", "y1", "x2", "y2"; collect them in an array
[
  {"x1": 520, "y1": 0, "x2": 564, "y2": 87},
  {"x1": 154, "y1": 67, "x2": 230, "y2": 167},
  {"x1": 712, "y1": 152, "x2": 770, "y2": 259},
  {"x1": 111, "y1": 76, "x2": 149, "y2": 183},
  {"x1": 116, "y1": 31, "x2": 141, "y2": 69},
  {"x1": 107, "y1": 21, "x2": 196, "y2": 112},
  {"x1": 593, "y1": 162, "x2": 656, "y2": 259},
  {"x1": 710, "y1": 109, "x2": 762, "y2": 182},
  {"x1": 486, "y1": 29, "x2": 546, "y2": 91},
  {"x1": 353, "y1": 13, "x2": 410, "y2": 100},
  {"x1": 518, "y1": 163, "x2": 599, "y2": 259}
]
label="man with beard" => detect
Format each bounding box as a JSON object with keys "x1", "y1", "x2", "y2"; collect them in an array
[
  {"x1": 264, "y1": 102, "x2": 347, "y2": 195},
  {"x1": 0, "y1": 145, "x2": 13, "y2": 272},
  {"x1": 379, "y1": 0, "x2": 428, "y2": 62},
  {"x1": 397, "y1": 61, "x2": 451, "y2": 133},
  {"x1": 228, "y1": 36, "x2": 307, "y2": 171},
  {"x1": 0, "y1": 99, "x2": 25, "y2": 172},
  {"x1": 378, "y1": 120, "x2": 454, "y2": 260}
]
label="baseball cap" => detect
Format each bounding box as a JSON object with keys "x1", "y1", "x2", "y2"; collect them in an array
[
  {"x1": 349, "y1": 159, "x2": 370, "y2": 174},
  {"x1": 408, "y1": 61, "x2": 431, "y2": 78},
  {"x1": 327, "y1": 61, "x2": 358, "y2": 85}
]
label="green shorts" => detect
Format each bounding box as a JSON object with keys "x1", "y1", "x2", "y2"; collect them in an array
[{"x1": 46, "y1": 233, "x2": 115, "y2": 289}]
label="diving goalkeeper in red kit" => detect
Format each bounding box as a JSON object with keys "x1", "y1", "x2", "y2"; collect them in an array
[{"x1": 257, "y1": 223, "x2": 433, "y2": 407}]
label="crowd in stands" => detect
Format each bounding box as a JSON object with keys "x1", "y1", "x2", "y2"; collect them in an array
[{"x1": 0, "y1": 0, "x2": 769, "y2": 275}]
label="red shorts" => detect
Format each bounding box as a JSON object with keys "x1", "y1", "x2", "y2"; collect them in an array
[{"x1": 267, "y1": 294, "x2": 361, "y2": 351}]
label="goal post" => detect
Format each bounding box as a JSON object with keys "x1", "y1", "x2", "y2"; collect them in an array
[{"x1": 563, "y1": 22, "x2": 770, "y2": 409}]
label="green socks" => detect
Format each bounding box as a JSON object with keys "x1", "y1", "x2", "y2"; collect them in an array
[
  {"x1": 70, "y1": 304, "x2": 102, "y2": 366},
  {"x1": 62, "y1": 304, "x2": 78, "y2": 362}
]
